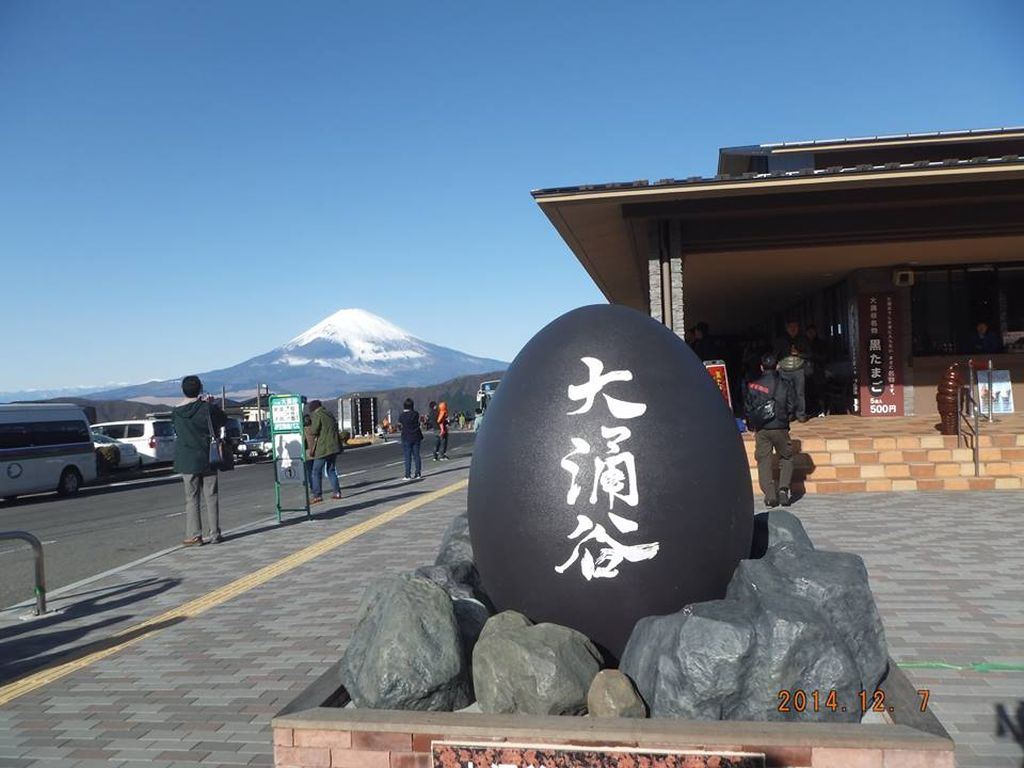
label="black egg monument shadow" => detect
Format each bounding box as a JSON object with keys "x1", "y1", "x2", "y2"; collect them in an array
[{"x1": 468, "y1": 304, "x2": 753, "y2": 662}]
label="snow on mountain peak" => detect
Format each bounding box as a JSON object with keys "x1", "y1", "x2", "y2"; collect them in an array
[
  {"x1": 286, "y1": 308, "x2": 416, "y2": 348},
  {"x1": 282, "y1": 308, "x2": 428, "y2": 366}
]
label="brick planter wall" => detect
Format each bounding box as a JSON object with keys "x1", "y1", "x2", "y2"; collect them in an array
[
  {"x1": 272, "y1": 710, "x2": 954, "y2": 768},
  {"x1": 273, "y1": 664, "x2": 954, "y2": 768}
]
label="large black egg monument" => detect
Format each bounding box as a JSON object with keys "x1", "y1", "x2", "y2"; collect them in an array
[{"x1": 468, "y1": 304, "x2": 753, "y2": 663}]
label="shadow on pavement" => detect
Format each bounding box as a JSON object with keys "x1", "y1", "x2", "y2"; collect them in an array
[
  {"x1": 413, "y1": 463, "x2": 473, "y2": 482},
  {"x1": 0, "y1": 577, "x2": 181, "y2": 683},
  {"x1": 312, "y1": 490, "x2": 422, "y2": 522},
  {"x1": 342, "y1": 470, "x2": 468, "y2": 498},
  {"x1": 0, "y1": 471, "x2": 181, "y2": 509},
  {"x1": 0, "y1": 618, "x2": 186, "y2": 688},
  {"x1": 218, "y1": 490, "x2": 425, "y2": 542}
]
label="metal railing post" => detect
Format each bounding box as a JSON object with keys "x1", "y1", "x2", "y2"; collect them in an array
[
  {"x1": 987, "y1": 361, "x2": 995, "y2": 423},
  {"x1": 0, "y1": 532, "x2": 47, "y2": 615},
  {"x1": 956, "y1": 384, "x2": 963, "y2": 448},
  {"x1": 974, "y1": 387, "x2": 981, "y2": 477}
]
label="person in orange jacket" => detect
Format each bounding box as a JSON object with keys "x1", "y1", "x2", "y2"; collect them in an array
[{"x1": 432, "y1": 401, "x2": 450, "y2": 461}]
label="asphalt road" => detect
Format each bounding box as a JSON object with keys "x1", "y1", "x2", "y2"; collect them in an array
[{"x1": 0, "y1": 430, "x2": 476, "y2": 610}]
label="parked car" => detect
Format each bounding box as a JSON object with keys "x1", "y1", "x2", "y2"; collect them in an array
[
  {"x1": 90, "y1": 431, "x2": 142, "y2": 470},
  {"x1": 1, "y1": 404, "x2": 97, "y2": 500},
  {"x1": 91, "y1": 419, "x2": 176, "y2": 465},
  {"x1": 236, "y1": 426, "x2": 272, "y2": 463}
]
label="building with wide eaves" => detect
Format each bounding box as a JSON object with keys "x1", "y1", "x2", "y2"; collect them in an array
[{"x1": 533, "y1": 127, "x2": 1024, "y2": 417}]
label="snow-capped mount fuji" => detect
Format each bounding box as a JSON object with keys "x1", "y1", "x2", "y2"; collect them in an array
[
  {"x1": 90, "y1": 309, "x2": 508, "y2": 401},
  {"x1": 277, "y1": 309, "x2": 445, "y2": 372}
]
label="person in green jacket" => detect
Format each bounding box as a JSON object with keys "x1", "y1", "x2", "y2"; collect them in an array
[
  {"x1": 171, "y1": 375, "x2": 227, "y2": 546},
  {"x1": 308, "y1": 399, "x2": 342, "y2": 503}
]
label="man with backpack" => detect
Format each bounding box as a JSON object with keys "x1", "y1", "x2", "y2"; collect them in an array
[{"x1": 744, "y1": 353, "x2": 797, "y2": 508}]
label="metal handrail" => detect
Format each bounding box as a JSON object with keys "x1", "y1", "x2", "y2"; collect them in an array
[
  {"x1": 0, "y1": 532, "x2": 47, "y2": 615},
  {"x1": 955, "y1": 367, "x2": 981, "y2": 478}
]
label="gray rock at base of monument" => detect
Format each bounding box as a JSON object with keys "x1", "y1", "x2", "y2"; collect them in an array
[
  {"x1": 728, "y1": 586, "x2": 861, "y2": 722},
  {"x1": 453, "y1": 597, "x2": 491, "y2": 660},
  {"x1": 339, "y1": 574, "x2": 472, "y2": 711},
  {"x1": 727, "y1": 544, "x2": 888, "y2": 693},
  {"x1": 765, "y1": 510, "x2": 815, "y2": 550},
  {"x1": 477, "y1": 608, "x2": 532, "y2": 645},
  {"x1": 473, "y1": 612, "x2": 603, "y2": 716},
  {"x1": 587, "y1": 669, "x2": 647, "y2": 719},
  {"x1": 414, "y1": 563, "x2": 477, "y2": 602},
  {"x1": 620, "y1": 600, "x2": 756, "y2": 719},
  {"x1": 750, "y1": 510, "x2": 814, "y2": 558},
  {"x1": 435, "y1": 512, "x2": 473, "y2": 567}
]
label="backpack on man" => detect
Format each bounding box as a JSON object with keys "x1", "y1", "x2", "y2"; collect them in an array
[{"x1": 748, "y1": 377, "x2": 779, "y2": 430}]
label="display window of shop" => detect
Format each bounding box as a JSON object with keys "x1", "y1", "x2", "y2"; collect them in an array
[{"x1": 911, "y1": 263, "x2": 1024, "y2": 356}]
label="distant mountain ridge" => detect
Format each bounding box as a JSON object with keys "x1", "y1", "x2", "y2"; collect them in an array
[
  {"x1": 0, "y1": 383, "x2": 131, "y2": 404},
  {"x1": 86, "y1": 308, "x2": 508, "y2": 401}
]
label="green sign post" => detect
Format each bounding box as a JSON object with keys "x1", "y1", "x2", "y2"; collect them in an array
[{"x1": 269, "y1": 394, "x2": 310, "y2": 522}]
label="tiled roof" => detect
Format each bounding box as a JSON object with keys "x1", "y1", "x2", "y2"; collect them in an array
[
  {"x1": 755, "y1": 125, "x2": 1024, "y2": 150},
  {"x1": 531, "y1": 153, "x2": 1024, "y2": 198}
]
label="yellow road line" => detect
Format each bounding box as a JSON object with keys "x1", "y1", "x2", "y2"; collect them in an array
[{"x1": 0, "y1": 479, "x2": 468, "y2": 706}]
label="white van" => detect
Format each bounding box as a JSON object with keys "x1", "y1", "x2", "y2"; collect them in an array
[
  {"x1": 0, "y1": 404, "x2": 98, "y2": 501},
  {"x1": 91, "y1": 419, "x2": 176, "y2": 465}
]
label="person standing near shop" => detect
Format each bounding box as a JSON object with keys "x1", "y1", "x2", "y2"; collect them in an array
[
  {"x1": 308, "y1": 399, "x2": 342, "y2": 503},
  {"x1": 774, "y1": 319, "x2": 811, "y2": 423},
  {"x1": 172, "y1": 375, "x2": 227, "y2": 546},
  {"x1": 744, "y1": 353, "x2": 797, "y2": 508},
  {"x1": 398, "y1": 397, "x2": 424, "y2": 481},
  {"x1": 969, "y1": 320, "x2": 1003, "y2": 354},
  {"x1": 805, "y1": 324, "x2": 830, "y2": 418}
]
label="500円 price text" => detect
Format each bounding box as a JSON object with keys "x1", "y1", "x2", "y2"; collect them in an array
[{"x1": 777, "y1": 688, "x2": 930, "y2": 714}]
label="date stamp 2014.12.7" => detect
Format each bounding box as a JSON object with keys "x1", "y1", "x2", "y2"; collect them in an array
[{"x1": 777, "y1": 688, "x2": 930, "y2": 715}]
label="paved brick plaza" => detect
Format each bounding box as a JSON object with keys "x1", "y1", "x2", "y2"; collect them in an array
[{"x1": 0, "y1": 455, "x2": 1021, "y2": 767}]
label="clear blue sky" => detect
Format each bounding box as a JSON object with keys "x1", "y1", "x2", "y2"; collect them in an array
[{"x1": 2, "y1": 1, "x2": 1021, "y2": 391}]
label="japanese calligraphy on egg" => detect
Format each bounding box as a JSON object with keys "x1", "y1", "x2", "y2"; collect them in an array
[
  {"x1": 466, "y1": 304, "x2": 754, "y2": 661},
  {"x1": 555, "y1": 357, "x2": 659, "y2": 580}
]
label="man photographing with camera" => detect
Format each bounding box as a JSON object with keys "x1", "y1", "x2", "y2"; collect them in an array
[{"x1": 172, "y1": 375, "x2": 228, "y2": 546}]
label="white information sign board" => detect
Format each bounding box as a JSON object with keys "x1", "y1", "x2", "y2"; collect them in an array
[
  {"x1": 271, "y1": 398, "x2": 303, "y2": 432},
  {"x1": 269, "y1": 394, "x2": 310, "y2": 520}
]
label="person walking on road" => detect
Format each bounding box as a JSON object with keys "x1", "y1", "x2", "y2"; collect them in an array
[
  {"x1": 433, "y1": 400, "x2": 450, "y2": 461},
  {"x1": 398, "y1": 398, "x2": 424, "y2": 481},
  {"x1": 308, "y1": 399, "x2": 342, "y2": 503},
  {"x1": 171, "y1": 375, "x2": 227, "y2": 546},
  {"x1": 744, "y1": 353, "x2": 797, "y2": 508},
  {"x1": 426, "y1": 401, "x2": 438, "y2": 435}
]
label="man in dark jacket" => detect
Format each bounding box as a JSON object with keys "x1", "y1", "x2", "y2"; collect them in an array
[
  {"x1": 398, "y1": 398, "x2": 423, "y2": 481},
  {"x1": 744, "y1": 353, "x2": 797, "y2": 508},
  {"x1": 308, "y1": 400, "x2": 342, "y2": 503},
  {"x1": 774, "y1": 319, "x2": 811, "y2": 423},
  {"x1": 171, "y1": 375, "x2": 227, "y2": 546}
]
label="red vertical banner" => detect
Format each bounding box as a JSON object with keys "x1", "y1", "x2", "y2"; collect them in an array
[
  {"x1": 703, "y1": 360, "x2": 732, "y2": 410},
  {"x1": 857, "y1": 292, "x2": 903, "y2": 416}
]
